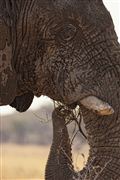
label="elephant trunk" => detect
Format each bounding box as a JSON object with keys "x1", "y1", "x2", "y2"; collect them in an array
[
  {"x1": 45, "y1": 106, "x2": 77, "y2": 180},
  {"x1": 45, "y1": 98, "x2": 120, "y2": 180},
  {"x1": 45, "y1": 48, "x2": 120, "y2": 179},
  {"x1": 78, "y1": 93, "x2": 120, "y2": 179},
  {"x1": 77, "y1": 47, "x2": 120, "y2": 179}
]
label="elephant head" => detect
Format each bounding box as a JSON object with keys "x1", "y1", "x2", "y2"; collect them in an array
[
  {"x1": 1, "y1": 0, "x2": 120, "y2": 178},
  {"x1": 0, "y1": 0, "x2": 119, "y2": 112}
]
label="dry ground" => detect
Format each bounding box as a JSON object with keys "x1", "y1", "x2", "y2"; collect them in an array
[{"x1": 1, "y1": 143, "x2": 89, "y2": 180}]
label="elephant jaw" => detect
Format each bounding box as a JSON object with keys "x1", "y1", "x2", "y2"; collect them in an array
[{"x1": 79, "y1": 96, "x2": 114, "y2": 116}]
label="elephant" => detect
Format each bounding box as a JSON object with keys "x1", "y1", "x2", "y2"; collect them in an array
[
  {"x1": 0, "y1": 0, "x2": 120, "y2": 179},
  {"x1": 0, "y1": 0, "x2": 119, "y2": 113},
  {"x1": 45, "y1": 106, "x2": 77, "y2": 180},
  {"x1": 45, "y1": 106, "x2": 120, "y2": 180}
]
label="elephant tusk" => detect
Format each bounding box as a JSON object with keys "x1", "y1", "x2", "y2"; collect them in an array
[{"x1": 80, "y1": 96, "x2": 114, "y2": 116}]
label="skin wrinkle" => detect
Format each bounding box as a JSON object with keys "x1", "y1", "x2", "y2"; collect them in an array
[
  {"x1": 83, "y1": 103, "x2": 119, "y2": 144},
  {"x1": 0, "y1": 0, "x2": 120, "y2": 178},
  {"x1": 75, "y1": 70, "x2": 120, "y2": 179},
  {"x1": 45, "y1": 106, "x2": 77, "y2": 180},
  {"x1": 0, "y1": 13, "x2": 17, "y2": 104}
]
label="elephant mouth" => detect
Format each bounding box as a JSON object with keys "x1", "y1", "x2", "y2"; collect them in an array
[
  {"x1": 62, "y1": 95, "x2": 114, "y2": 139},
  {"x1": 79, "y1": 96, "x2": 114, "y2": 116}
]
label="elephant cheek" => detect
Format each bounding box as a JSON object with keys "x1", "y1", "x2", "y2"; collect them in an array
[
  {"x1": 0, "y1": 45, "x2": 17, "y2": 105},
  {"x1": 0, "y1": 67, "x2": 17, "y2": 105},
  {"x1": 0, "y1": 18, "x2": 17, "y2": 105}
]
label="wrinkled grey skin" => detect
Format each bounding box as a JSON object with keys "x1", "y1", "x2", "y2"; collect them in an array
[
  {"x1": 0, "y1": 0, "x2": 119, "y2": 110},
  {"x1": 45, "y1": 106, "x2": 77, "y2": 180},
  {"x1": 46, "y1": 106, "x2": 120, "y2": 180},
  {"x1": 0, "y1": 0, "x2": 120, "y2": 179}
]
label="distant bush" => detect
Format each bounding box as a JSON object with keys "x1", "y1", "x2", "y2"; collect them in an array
[
  {"x1": 1, "y1": 103, "x2": 86, "y2": 147},
  {"x1": 1, "y1": 104, "x2": 53, "y2": 145}
]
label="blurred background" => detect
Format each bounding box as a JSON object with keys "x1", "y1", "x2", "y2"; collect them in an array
[{"x1": 1, "y1": 1, "x2": 120, "y2": 179}]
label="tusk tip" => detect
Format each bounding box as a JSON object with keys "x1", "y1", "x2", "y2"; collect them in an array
[
  {"x1": 80, "y1": 96, "x2": 114, "y2": 116},
  {"x1": 95, "y1": 106, "x2": 114, "y2": 116}
]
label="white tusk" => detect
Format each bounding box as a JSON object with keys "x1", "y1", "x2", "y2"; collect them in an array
[{"x1": 80, "y1": 96, "x2": 114, "y2": 116}]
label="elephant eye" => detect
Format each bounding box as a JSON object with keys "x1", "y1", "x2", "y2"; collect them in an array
[{"x1": 56, "y1": 24, "x2": 77, "y2": 42}]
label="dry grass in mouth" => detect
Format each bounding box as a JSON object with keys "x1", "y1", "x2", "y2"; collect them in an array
[{"x1": 53, "y1": 103, "x2": 87, "y2": 140}]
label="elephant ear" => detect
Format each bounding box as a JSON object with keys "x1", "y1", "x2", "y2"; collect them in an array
[
  {"x1": 10, "y1": 92, "x2": 34, "y2": 112},
  {"x1": 0, "y1": 18, "x2": 17, "y2": 106}
]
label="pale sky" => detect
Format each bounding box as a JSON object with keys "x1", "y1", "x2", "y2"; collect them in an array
[{"x1": 0, "y1": 0, "x2": 120, "y2": 116}]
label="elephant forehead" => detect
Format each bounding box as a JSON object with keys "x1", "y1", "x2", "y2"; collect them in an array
[
  {"x1": 52, "y1": 0, "x2": 89, "y2": 10},
  {"x1": 51, "y1": 0, "x2": 112, "y2": 24}
]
